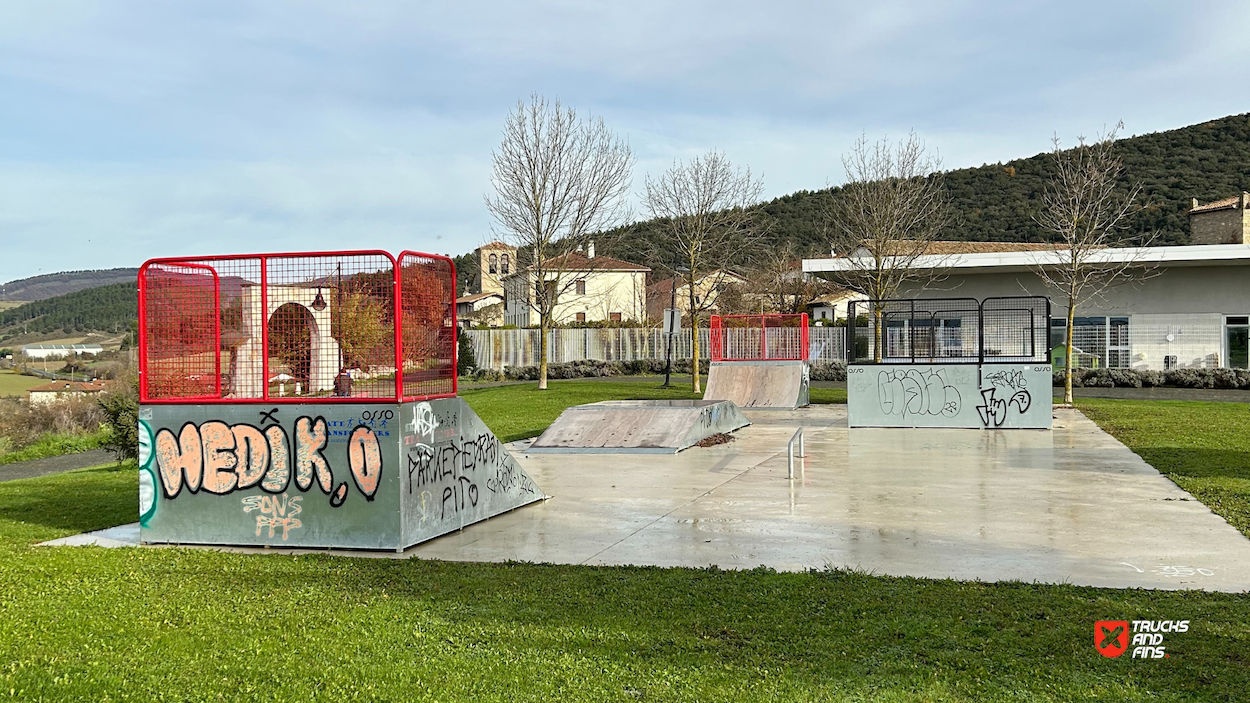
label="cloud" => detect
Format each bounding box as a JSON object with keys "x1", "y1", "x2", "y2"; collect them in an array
[{"x1": 1, "y1": 1, "x2": 1247, "y2": 282}]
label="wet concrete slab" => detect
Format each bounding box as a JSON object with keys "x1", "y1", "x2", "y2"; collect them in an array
[{"x1": 45, "y1": 406, "x2": 1250, "y2": 591}]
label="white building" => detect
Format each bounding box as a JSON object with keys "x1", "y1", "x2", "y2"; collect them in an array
[
  {"x1": 27, "y1": 380, "x2": 111, "y2": 405},
  {"x1": 20, "y1": 343, "x2": 104, "y2": 359},
  {"x1": 503, "y1": 246, "x2": 650, "y2": 327},
  {"x1": 805, "y1": 243, "x2": 1250, "y2": 370}
]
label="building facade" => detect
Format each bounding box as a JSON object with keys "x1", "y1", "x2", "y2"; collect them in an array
[
  {"x1": 804, "y1": 243, "x2": 1250, "y2": 370},
  {"x1": 503, "y1": 249, "x2": 649, "y2": 327},
  {"x1": 1190, "y1": 193, "x2": 1250, "y2": 245}
]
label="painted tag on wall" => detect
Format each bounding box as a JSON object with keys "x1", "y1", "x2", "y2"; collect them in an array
[
  {"x1": 139, "y1": 397, "x2": 546, "y2": 550},
  {"x1": 848, "y1": 363, "x2": 1052, "y2": 429}
]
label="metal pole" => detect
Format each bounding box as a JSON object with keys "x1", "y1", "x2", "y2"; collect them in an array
[{"x1": 663, "y1": 274, "x2": 676, "y2": 387}]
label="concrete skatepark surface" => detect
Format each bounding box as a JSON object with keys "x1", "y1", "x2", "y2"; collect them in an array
[{"x1": 47, "y1": 406, "x2": 1250, "y2": 592}]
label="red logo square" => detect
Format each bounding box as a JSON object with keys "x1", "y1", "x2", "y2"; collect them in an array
[{"x1": 1095, "y1": 620, "x2": 1129, "y2": 658}]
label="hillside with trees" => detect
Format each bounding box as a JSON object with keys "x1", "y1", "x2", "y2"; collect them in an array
[
  {"x1": 0, "y1": 283, "x2": 137, "y2": 343},
  {"x1": 0, "y1": 268, "x2": 139, "y2": 302},
  {"x1": 601, "y1": 112, "x2": 1250, "y2": 265}
]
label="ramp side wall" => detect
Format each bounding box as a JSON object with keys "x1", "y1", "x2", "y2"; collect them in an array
[
  {"x1": 398, "y1": 397, "x2": 545, "y2": 548},
  {"x1": 139, "y1": 402, "x2": 403, "y2": 549},
  {"x1": 847, "y1": 363, "x2": 1052, "y2": 429}
]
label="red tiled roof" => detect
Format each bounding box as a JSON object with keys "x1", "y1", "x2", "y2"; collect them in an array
[
  {"x1": 456, "y1": 292, "x2": 503, "y2": 304},
  {"x1": 1189, "y1": 195, "x2": 1245, "y2": 214}
]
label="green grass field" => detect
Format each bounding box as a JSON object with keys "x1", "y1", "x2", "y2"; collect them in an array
[
  {"x1": 0, "y1": 370, "x2": 44, "y2": 397},
  {"x1": 0, "y1": 389, "x2": 1244, "y2": 700}
]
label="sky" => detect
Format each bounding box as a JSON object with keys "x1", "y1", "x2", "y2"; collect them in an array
[{"x1": 1, "y1": 1, "x2": 1248, "y2": 283}]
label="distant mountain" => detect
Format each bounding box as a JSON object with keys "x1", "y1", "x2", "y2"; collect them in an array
[
  {"x1": 601, "y1": 113, "x2": 1250, "y2": 267},
  {"x1": 0, "y1": 268, "x2": 139, "y2": 302},
  {"x1": 0, "y1": 283, "x2": 137, "y2": 343}
]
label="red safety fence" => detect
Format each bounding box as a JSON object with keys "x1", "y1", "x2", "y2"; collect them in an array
[
  {"x1": 138, "y1": 250, "x2": 457, "y2": 404},
  {"x1": 710, "y1": 314, "x2": 810, "y2": 362}
]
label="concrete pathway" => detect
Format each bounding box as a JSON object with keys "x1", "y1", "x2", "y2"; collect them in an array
[
  {"x1": 49, "y1": 406, "x2": 1250, "y2": 592},
  {"x1": 0, "y1": 449, "x2": 115, "y2": 483}
]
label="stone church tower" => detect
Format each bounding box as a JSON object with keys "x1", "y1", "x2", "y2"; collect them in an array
[{"x1": 474, "y1": 241, "x2": 517, "y2": 295}]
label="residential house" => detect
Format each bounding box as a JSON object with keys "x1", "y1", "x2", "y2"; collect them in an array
[
  {"x1": 645, "y1": 270, "x2": 748, "y2": 321},
  {"x1": 502, "y1": 243, "x2": 649, "y2": 326},
  {"x1": 27, "y1": 380, "x2": 111, "y2": 406}
]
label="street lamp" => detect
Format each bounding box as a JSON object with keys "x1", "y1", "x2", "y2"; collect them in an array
[{"x1": 662, "y1": 264, "x2": 690, "y2": 388}]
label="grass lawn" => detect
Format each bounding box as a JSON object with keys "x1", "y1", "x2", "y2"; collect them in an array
[
  {"x1": 0, "y1": 388, "x2": 1244, "y2": 700},
  {"x1": 460, "y1": 379, "x2": 846, "y2": 443},
  {"x1": 0, "y1": 369, "x2": 44, "y2": 397},
  {"x1": 1079, "y1": 398, "x2": 1250, "y2": 540}
]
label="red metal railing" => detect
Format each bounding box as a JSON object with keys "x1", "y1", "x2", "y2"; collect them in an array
[
  {"x1": 710, "y1": 314, "x2": 810, "y2": 362},
  {"x1": 138, "y1": 250, "x2": 457, "y2": 404}
]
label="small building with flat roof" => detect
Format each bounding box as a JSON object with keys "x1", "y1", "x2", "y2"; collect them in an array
[{"x1": 20, "y1": 343, "x2": 104, "y2": 359}]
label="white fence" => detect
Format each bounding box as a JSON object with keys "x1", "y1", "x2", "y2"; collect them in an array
[{"x1": 468, "y1": 326, "x2": 848, "y2": 370}]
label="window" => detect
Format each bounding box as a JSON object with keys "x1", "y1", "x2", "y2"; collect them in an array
[
  {"x1": 575, "y1": 280, "x2": 586, "y2": 295},
  {"x1": 575, "y1": 312, "x2": 586, "y2": 323},
  {"x1": 1051, "y1": 316, "x2": 1130, "y2": 368},
  {"x1": 500, "y1": 253, "x2": 510, "y2": 275},
  {"x1": 1226, "y1": 316, "x2": 1249, "y2": 369},
  {"x1": 609, "y1": 312, "x2": 622, "y2": 322},
  {"x1": 488, "y1": 253, "x2": 498, "y2": 274}
]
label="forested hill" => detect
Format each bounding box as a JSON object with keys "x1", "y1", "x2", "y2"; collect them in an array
[
  {"x1": 0, "y1": 283, "x2": 137, "y2": 342},
  {"x1": 0, "y1": 268, "x2": 139, "y2": 302},
  {"x1": 604, "y1": 112, "x2": 1250, "y2": 264}
]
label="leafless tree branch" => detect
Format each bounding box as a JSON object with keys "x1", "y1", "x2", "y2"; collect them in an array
[
  {"x1": 643, "y1": 150, "x2": 765, "y2": 392},
  {"x1": 485, "y1": 94, "x2": 634, "y2": 388},
  {"x1": 1032, "y1": 121, "x2": 1157, "y2": 404}
]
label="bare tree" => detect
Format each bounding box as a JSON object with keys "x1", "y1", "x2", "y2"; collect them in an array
[
  {"x1": 1033, "y1": 123, "x2": 1154, "y2": 405},
  {"x1": 750, "y1": 242, "x2": 837, "y2": 314},
  {"x1": 823, "y1": 132, "x2": 951, "y2": 360},
  {"x1": 485, "y1": 95, "x2": 634, "y2": 389},
  {"x1": 644, "y1": 151, "x2": 765, "y2": 393}
]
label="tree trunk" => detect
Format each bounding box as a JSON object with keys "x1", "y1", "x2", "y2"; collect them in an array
[
  {"x1": 1064, "y1": 294, "x2": 1076, "y2": 405},
  {"x1": 539, "y1": 316, "x2": 549, "y2": 391},
  {"x1": 872, "y1": 306, "x2": 883, "y2": 363},
  {"x1": 689, "y1": 275, "x2": 701, "y2": 394}
]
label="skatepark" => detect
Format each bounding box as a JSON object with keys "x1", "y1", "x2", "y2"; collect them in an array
[
  {"x1": 57, "y1": 402, "x2": 1250, "y2": 591},
  {"x1": 48, "y1": 277, "x2": 1250, "y2": 592}
]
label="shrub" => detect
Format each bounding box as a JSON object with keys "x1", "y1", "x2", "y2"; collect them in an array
[
  {"x1": 0, "y1": 395, "x2": 105, "y2": 454},
  {"x1": 810, "y1": 361, "x2": 847, "y2": 381},
  {"x1": 457, "y1": 331, "x2": 477, "y2": 376},
  {"x1": 97, "y1": 374, "x2": 139, "y2": 460}
]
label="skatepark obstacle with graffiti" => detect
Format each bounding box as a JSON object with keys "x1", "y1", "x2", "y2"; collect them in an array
[
  {"x1": 845, "y1": 296, "x2": 1053, "y2": 429},
  {"x1": 136, "y1": 250, "x2": 545, "y2": 551}
]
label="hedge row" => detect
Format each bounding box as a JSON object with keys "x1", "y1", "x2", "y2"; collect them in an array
[
  {"x1": 467, "y1": 360, "x2": 851, "y2": 383},
  {"x1": 1055, "y1": 367, "x2": 1250, "y2": 389}
]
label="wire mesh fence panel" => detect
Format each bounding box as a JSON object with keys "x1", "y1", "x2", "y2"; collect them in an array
[
  {"x1": 982, "y1": 297, "x2": 1050, "y2": 363},
  {"x1": 140, "y1": 250, "x2": 460, "y2": 403},
  {"x1": 139, "y1": 262, "x2": 222, "y2": 400},
  {"x1": 847, "y1": 297, "x2": 1048, "y2": 364},
  {"x1": 710, "y1": 315, "x2": 809, "y2": 361},
  {"x1": 264, "y1": 253, "x2": 397, "y2": 400},
  {"x1": 848, "y1": 299, "x2": 980, "y2": 363},
  {"x1": 399, "y1": 251, "x2": 457, "y2": 401}
]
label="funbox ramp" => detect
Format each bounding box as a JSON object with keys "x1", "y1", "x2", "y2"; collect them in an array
[
  {"x1": 138, "y1": 396, "x2": 546, "y2": 551},
  {"x1": 702, "y1": 360, "x2": 811, "y2": 410},
  {"x1": 527, "y1": 400, "x2": 750, "y2": 454}
]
